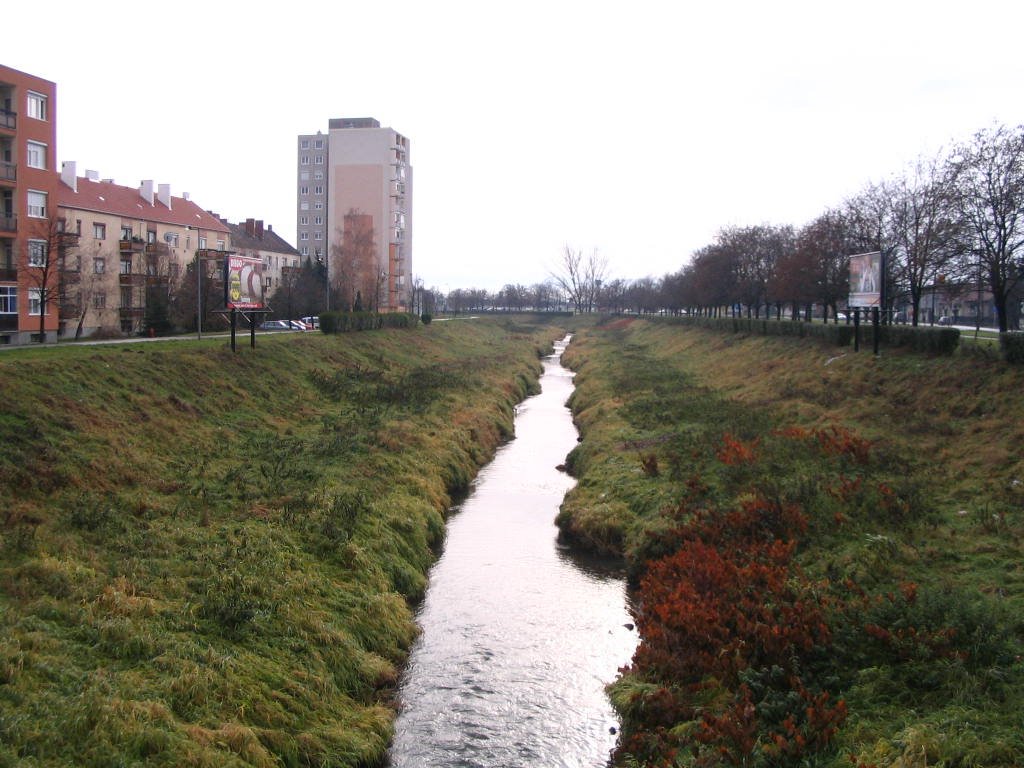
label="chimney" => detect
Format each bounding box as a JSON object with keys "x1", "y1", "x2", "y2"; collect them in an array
[
  {"x1": 158, "y1": 183, "x2": 172, "y2": 210},
  {"x1": 256, "y1": 220, "x2": 264, "y2": 239},
  {"x1": 85, "y1": 169, "x2": 99, "y2": 181},
  {"x1": 267, "y1": 224, "x2": 273, "y2": 232},
  {"x1": 139, "y1": 180, "x2": 155, "y2": 206},
  {"x1": 182, "y1": 192, "x2": 190, "y2": 201},
  {"x1": 61, "y1": 161, "x2": 78, "y2": 192},
  {"x1": 245, "y1": 218, "x2": 256, "y2": 237}
]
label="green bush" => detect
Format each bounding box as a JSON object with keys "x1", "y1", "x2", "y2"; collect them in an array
[
  {"x1": 999, "y1": 332, "x2": 1024, "y2": 364},
  {"x1": 420, "y1": 313, "x2": 432, "y2": 325}
]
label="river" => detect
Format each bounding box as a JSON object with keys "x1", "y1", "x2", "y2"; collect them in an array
[{"x1": 387, "y1": 335, "x2": 637, "y2": 768}]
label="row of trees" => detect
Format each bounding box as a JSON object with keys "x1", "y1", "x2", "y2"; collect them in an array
[{"x1": 545, "y1": 123, "x2": 1023, "y2": 332}]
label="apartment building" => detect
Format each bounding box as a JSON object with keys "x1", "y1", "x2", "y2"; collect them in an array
[
  {"x1": 223, "y1": 217, "x2": 301, "y2": 295},
  {"x1": 0, "y1": 64, "x2": 62, "y2": 344},
  {"x1": 296, "y1": 117, "x2": 412, "y2": 312},
  {"x1": 57, "y1": 163, "x2": 230, "y2": 338}
]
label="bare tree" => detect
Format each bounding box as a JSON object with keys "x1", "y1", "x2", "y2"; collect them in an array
[
  {"x1": 329, "y1": 210, "x2": 377, "y2": 312},
  {"x1": 551, "y1": 246, "x2": 608, "y2": 313},
  {"x1": 947, "y1": 123, "x2": 1024, "y2": 331},
  {"x1": 19, "y1": 214, "x2": 73, "y2": 342},
  {"x1": 878, "y1": 153, "x2": 963, "y2": 325}
]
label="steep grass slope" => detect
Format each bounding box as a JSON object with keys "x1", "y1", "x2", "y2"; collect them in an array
[{"x1": 0, "y1": 318, "x2": 564, "y2": 767}]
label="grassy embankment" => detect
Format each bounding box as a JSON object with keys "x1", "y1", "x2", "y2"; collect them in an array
[
  {"x1": 558, "y1": 318, "x2": 1024, "y2": 767},
  {"x1": 0, "y1": 317, "x2": 566, "y2": 767}
]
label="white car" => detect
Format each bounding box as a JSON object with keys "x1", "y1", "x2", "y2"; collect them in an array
[{"x1": 258, "y1": 320, "x2": 290, "y2": 331}]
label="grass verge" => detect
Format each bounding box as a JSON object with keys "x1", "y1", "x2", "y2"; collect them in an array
[
  {"x1": 559, "y1": 317, "x2": 1024, "y2": 768},
  {"x1": 0, "y1": 316, "x2": 566, "y2": 767}
]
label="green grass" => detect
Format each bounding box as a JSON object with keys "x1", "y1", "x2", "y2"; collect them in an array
[
  {"x1": 0, "y1": 317, "x2": 569, "y2": 767},
  {"x1": 559, "y1": 317, "x2": 1024, "y2": 767}
]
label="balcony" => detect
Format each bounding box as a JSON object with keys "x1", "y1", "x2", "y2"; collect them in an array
[
  {"x1": 0, "y1": 161, "x2": 14, "y2": 183},
  {"x1": 119, "y1": 272, "x2": 146, "y2": 286},
  {"x1": 0, "y1": 215, "x2": 14, "y2": 233},
  {"x1": 119, "y1": 238, "x2": 146, "y2": 253},
  {"x1": 0, "y1": 109, "x2": 14, "y2": 131}
]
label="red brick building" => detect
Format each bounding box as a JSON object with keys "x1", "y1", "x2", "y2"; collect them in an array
[{"x1": 0, "y1": 64, "x2": 61, "y2": 344}]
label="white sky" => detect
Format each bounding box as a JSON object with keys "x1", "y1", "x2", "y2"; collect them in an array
[{"x1": 6, "y1": 0, "x2": 1024, "y2": 292}]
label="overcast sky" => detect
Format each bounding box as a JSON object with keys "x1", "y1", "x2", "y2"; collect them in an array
[{"x1": 7, "y1": 0, "x2": 1024, "y2": 292}]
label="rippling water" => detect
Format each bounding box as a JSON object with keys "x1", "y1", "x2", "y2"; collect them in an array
[{"x1": 387, "y1": 337, "x2": 637, "y2": 768}]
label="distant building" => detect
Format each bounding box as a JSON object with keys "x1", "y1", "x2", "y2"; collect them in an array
[
  {"x1": 0, "y1": 64, "x2": 61, "y2": 344},
  {"x1": 57, "y1": 164, "x2": 230, "y2": 337},
  {"x1": 296, "y1": 117, "x2": 411, "y2": 311}
]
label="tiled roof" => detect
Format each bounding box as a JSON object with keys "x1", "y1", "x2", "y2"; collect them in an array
[
  {"x1": 226, "y1": 221, "x2": 300, "y2": 256},
  {"x1": 57, "y1": 178, "x2": 230, "y2": 233}
]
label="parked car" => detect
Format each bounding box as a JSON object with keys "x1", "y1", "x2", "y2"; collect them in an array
[
  {"x1": 258, "y1": 320, "x2": 290, "y2": 331},
  {"x1": 288, "y1": 319, "x2": 310, "y2": 331},
  {"x1": 301, "y1": 316, "x2": 320, "y2": 330}
]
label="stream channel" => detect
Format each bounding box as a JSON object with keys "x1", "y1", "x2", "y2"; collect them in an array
[{"x1": 387, "y1": 335, "x2": 638, "y2": 768}]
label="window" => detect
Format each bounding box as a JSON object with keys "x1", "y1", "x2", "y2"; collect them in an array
[
  {"x1": 299, "y1": 216, "x2": 308, "y2": 225},
  {"x1": 300, "y1": 202, "x2": 309, "y2": 211},
  {"x1": 27, "y1": 190, "x2": 47, "y2": 218},
  {"x1": 93, "y1": 292, "x2": 106, "y2": 309},
  {"x1": 121, "y1": 225, "x2": 133, "y2": 240},
  {"x1": 314, "y1": 139, "x2": 323, "y2": 149},
  {"x1": 314, "y1": 232, "x2": 322, "y2": 240},
  {"x1": 94, "y1": 222, "x2": 106, "y2": 239},
  {"x1": 300, "y1": 155, "x2": 310, "y2": 165},
  {"x1": 300, "y1": 171, "x2": 309, "y2": 181},
  {"x1": 300, "y1": 139, "x2": 309, "y2": 149},
  {"x1": 198, "y1": 237, "x2": 207, "y2": 249},
  {"x1": 26, "y1": 141, "x2": 46, "y2": 169},
  {"x1": 300, "y1": 185, "x2": 309, "y2": 195},
  {"x1": 28, "y1": 239, "x2": 46, "y2": 267},
  {"x1": 314, "y1": 185, "x2": 323, "y2": 195},
  {"x1": 0, "y1": 286, "x2": 16, "y2": 314},
  {"x1": 26, "y1": 91, "x2": 47, "y2": 121},
  {"x1": 314, "y1": 171, "x2": 323, "y2": 180},
  {"x1": 29, "y1": 288, "x2": 44, "y2": 315},
  {"x1": 314, "y1": 155, "x2": 324, "y2": 164},
  {"x1": 265, "y1": 276, "x2": 273, "y2": 288},
  {"x1": 147, "y1": 230, "x2": 156, "y2": 244},
  {"x1": 120, "y1": 286, "x2": 132, "y2": 308},
  {"x1": 300, "y1": 246, "x2": 309, "y2": 257},
  {"x1": 314, "y1": 248, "x2": 322, "y2": 260},
  {"x1": 120, "y1": 256, "x2": 132, "y2": 275},
  {"x1": 217, "y1": 240, "x2": 224, "y2": 250},
  {"x1": 314, "y1": 201, "x2": 323, "y2": 210},
  {"x1": 94, "y1": 257, "x2": 106, "y2": 274},
  {"x1": 300, "y1": 232, "x2": 308, "y2": 241},
  {"x1": 166, "y1": 232, "x2": 179, "y2": 247}
]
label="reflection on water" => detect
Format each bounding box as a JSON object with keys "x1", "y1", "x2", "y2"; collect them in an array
[{"x1": 387, "y1": 337, "x2": 637, "y2": 768}]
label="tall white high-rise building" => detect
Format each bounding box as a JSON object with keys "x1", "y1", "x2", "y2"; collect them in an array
[{"x1": 296, "y1": 117, "x2": 411, "y2": 312}]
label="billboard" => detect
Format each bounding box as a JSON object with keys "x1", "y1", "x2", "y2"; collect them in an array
[
  {"x1": 224, "y1": 255, "x2": 264, "y2": 310},
  {"x1": 848, "y1": 251, "x2": 881, "y2": 307}
]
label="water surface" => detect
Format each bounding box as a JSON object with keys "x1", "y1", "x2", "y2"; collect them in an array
[{"x1": 388, "y1": 336, "x2": 636, "y2": 767}]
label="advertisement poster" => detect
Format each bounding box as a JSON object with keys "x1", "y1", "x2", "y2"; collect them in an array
[
  {"x1": 224, "y1": 255, "x2": 264, "y2": 310},
  {"x1": 848, "y1": 251, "x2": 881, "y2": 307}
]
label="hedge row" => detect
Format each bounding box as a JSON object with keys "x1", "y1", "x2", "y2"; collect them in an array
[
  {"x1": 319, "y1": 311, "x2": 418, "y2": 333},
  {"x1": 1000, "y1": 332, "x2": 1024, "y2": 364},
  {"x1": 654, "y1": 315, "x2": 961, "y2": 354}
]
